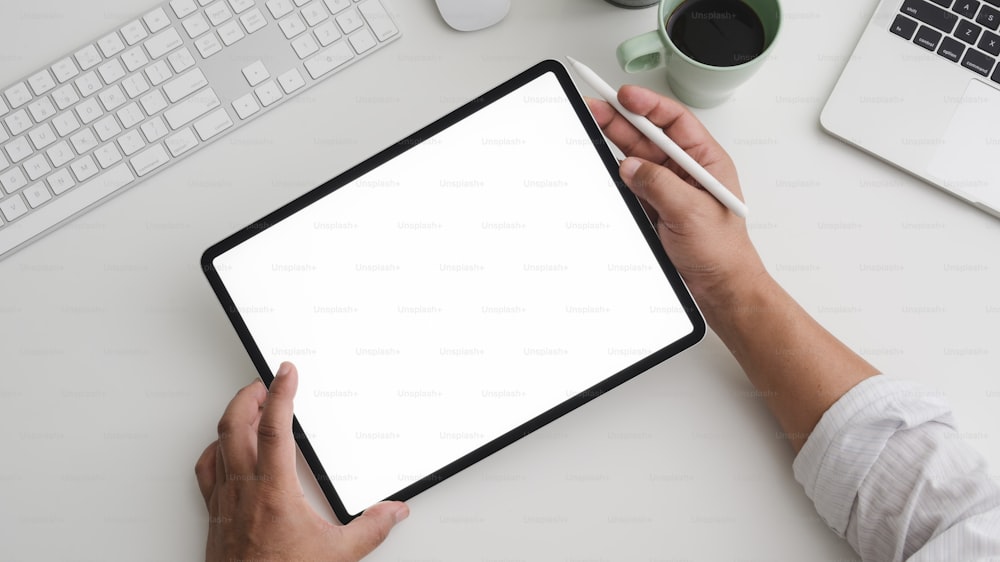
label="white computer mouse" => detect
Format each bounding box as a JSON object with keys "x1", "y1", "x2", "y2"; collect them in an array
[{"x1": 435, "y1": 0, "x2": 510, "y2": 32}]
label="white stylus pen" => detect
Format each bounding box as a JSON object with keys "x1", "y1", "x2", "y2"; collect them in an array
[{"x1": 566, "y1": 57, "x2": 749, "y2": 218}]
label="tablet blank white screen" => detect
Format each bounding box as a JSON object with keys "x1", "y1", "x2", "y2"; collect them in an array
[{"x1": 213, "y1": 71, "x2": 694, "y2": 515}]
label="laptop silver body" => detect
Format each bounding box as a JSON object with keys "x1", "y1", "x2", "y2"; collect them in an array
[{"x1": 822, "y1": 0, "x2": 1000, "y2": 217}]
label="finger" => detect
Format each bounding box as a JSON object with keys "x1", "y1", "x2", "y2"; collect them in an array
[
  {"x1": 217, "y1": 380, "x2": 267, "y2": 481},
  {"x1": 194, "y1": 441, "x2": 219, "y2": 508},
  {"x1": 338, "y1": 502, "x2": 409, "y2": 560},
  {"x1": 585, "y1": 96, "x2": 670, "y2": 164},
  {"x1": 256, "y1": 362, "x2": 299, "y2": 488},
  {"x1": 619, "y1": 157, "x2": 720, "y2": 231}
]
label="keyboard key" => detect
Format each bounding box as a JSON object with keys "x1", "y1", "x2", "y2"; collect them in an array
[
  {"x1": 51, "y1": 58, "x2": 80, "y2": 84},
  {"x1": 267, "y1": 0, "x2": 294, "y2": 18},
  {"x1": 46, "y1": 141, "x2": 75, "y2": 167},
  {"x1": 302, "y1": 2, "x2": 329, "y2": 26},
  {"x1": 171, "y1": 0, "x2": 198, "y2": 18},
  {"x1": 28, "y1": 70, "x2": 56, "y2": 96},
  {"x1": 277, "y1": 69, "x2": 306, "y2": 94},
  {"x1": 71, "y1": 155, "x2": 100, "y2": 181},
  {"x1": 349, "y1": 29, "x2": 376, "y2": 54},
  {"x1": 165, "y1": 127, "x2": 198, "y2": 156},
  {"x1": 164, "y1": 88, "x2": 221, "y2": 129},
  {"x1": 183, "y1": 13, "x2": 211, "y2": 38},
  {"x1": 0, "y1": 151, "x2": 7, "y2": 170},
  {"x1": 304, "y1": 41, "x2": 354, "y2": 78},
  {"x1": 902, "y1": 0, "x2": 959, "y2": 33},
  {"x1": 27, "y1": 97, "x2": 56, "y2": 123},
  {"x1": 121, "y1": 20, "x2": 149, "y2": 46},
  {"x1": 27, "y1": 123, "x2": 58, "y2": 150},
  {"x1": 914, "y1": 24, "x2": 943, "y2": 50},
  {"x1": 23, "y1": 183, "x2": 52, "y2": 208},
  {"x1": 230, "y1": 0, "x2": 256, "y2": 14},
  {"x1": 193, "y1": 108, "x2": 233, "y2": 140},
  {"x1": 279, "y1": 14, "x2": 308, "y2": 38},
  {"x1": 75, "y1": 72, "x2": 103, "y2": 97},
  {"x1": 4, "y1": 83, "x2": 33, "y2": 109},
  {"x1": 145, "y1": 60, "x2": 174, "y2": 86},
  {"x1": 232, "y1": 93, "x2": 260, "y2": 119},
  {"x1": 0, "y1": 167, "x2": 28, "y2": 194},
  {"x1": 324, "y1": 0, "x2": 350, "y2": 13},
  {"x1": 94, "y1": 116, "x2": 123, "y2": 142},
  {"x1": 255, "y1": 80, "x2": 283, "y2": 106},
  {"x1": 52, "y1": 111, "x2": 82, "y2": 137},
  {"x1": 0, "y1": 98, "x2": 8, "y2": 118},
  {"x1": 5, "y1": 110, "x2": 32, "y2": 137},
  {"x1": 314, "y1": 20, "x2": 342, "y2": 45},
  {"x1": 131, "y1": 143, "x2": 170, "y2": 176},
  {"x1": 927, "y1": 0, "x2": 951, "y2": 6},
  {"x1": 979, "y1": 29, "x2": 1000, "y2": 53},
  {"x1": 117, "y1": 103, "x2": 145, "y2": 129},
  {"x1": 145, "y1": 28, "x2": 184, "y2": 60},
  {"x1": 98, "y1": 32, "x2": 126, "y2": 57},
  {"x1": 206, "y1": 1, "x2": 234, "y2": 25},
  {"x1": 242, "y1": 61, "x2": 270, "y2": 86},
  {"x1": 5, "y1": 137, "x2": 33, "y2": 163},
  {"x1": 292, "y1": 34, "x2": 320, "y2": 58},
  {"x1": 52, "y1": 85, "x2": 80, "y2": 110},
  {"x1": 23, "y1": 154, "x2": 51, "y2": 180},
  {"x1": 94, "y1": 143, "x2": 123, "y2": 168},
  {"x1": 358, "y1": 0, "x2": 398, "y2": 41},
  {"x1": 978, "y1": 4, "x2": 1000, "y2": 28},
  {"x1": 961, "y1": 46, "x2": 996, "y2": 74},
  {"x1": 140, "y1": 116, "x2": 169, "y2": 142},
  {"x1": 956, "y1": 19, "x2": 983, "y2": 43},
  {"x1": 164, "y1": 69, "x2": 209, "y2": 103},
  {"x1": 74, "y1": 45, "x2": 102, "y2": 71},
  {"x1": 241, "y1": 8, "x2": 268, "y2": 33},
  {"x1": 47, "y1": 168, "x2": 75, "y2": 195},
  {"x1": 144, "y1": 8, "x2": 172, "y2": 33},
  {"x1": 140, "y1": 90, "x2": 169, "y2": 115},
  {"x1": 117, "y1": 130, "x2": 146, "y2": 156},
  {"x1": 98, "y1": 59, "x2": 127, "y2": 84},
  {"x1": 195, "y1": 33, "x2": 224, "y2": 58},
  {"x1": 122, "y1": 74, "x2": 151, "y2": 99},
  {"x1": 122, "y1": 47, "x2": 150, "y2": 72},
  {"x1": 953, "y1": 0, "x2": 981, "y2": 18},
  {"x1": 0, "y1": 194, "x2": 28, "y2": 221},
  {"x1": 75, "y1": 98, "x2": 104, "y2": 125},
  {"x1": 98, "y1": 85, "x2": 128, "y2": 111},
  {"x1": 218, "y1": 21, "x2": 246, "y2": 46},
  {"x1": 168, "y1": 48, "x2": 196, "y2": 73},
  {"x1": 336, "y1": 9, "x2": 364, "y2": 33},
  {"x1": 70, "y1": 128, "x2": 99, "y2": 154}
]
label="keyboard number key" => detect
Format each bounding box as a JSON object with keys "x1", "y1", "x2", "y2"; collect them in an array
[
  {"x1": 52, "y1": 85, "x2": 81, "y2": 110},
  {"x1": 6, "y1": 110, "x2": 33, "y2": 138},
  {"x1": 336, "y1": 8, "x2": 364, "y2": 34},
  {"x1": 349, "y1": 29, "x2": 376, "y2": 54},
  {"x1": 314, "y1": 20, "x2": 342, "y2": 46},
  {"x1": 0, "y1": 194, "x2": 28, "y2": 221},
  {"x1": 301, "y1": 2, "x2": 329, "y2": 26},
  {"x1": 279, "y1": 14, "x2": 307, "y2": 38},
  {"x1": 4, "y1": 83, "x2": 33, "y2": 109},
  {"x1": 267, "y1": 0, "x2": 294, "y2": 19},
  {"x1": 27, "y1": 97, "x2": 56, "y2": 123},
  {"x1": 51, "y1": 58, "x2": 80, "y2": 84},
  {"x1": 292, "y1": 34, "x2": 320, "y2": 58},
  {"x1": 324, "y1": 0, "x2": 350, "y2": 14},
  {"x1": 28, "y1": 70, "x2": 56, "y2": 96}
]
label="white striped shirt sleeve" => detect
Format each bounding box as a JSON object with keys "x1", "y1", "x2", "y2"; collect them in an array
[{"x1": 792, "y1": 375, "x2": 1000, "y2": 561}]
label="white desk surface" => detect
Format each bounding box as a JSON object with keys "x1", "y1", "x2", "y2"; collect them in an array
[{"x1": 2, "y1": 0, "x2": 998, "y2": 560}]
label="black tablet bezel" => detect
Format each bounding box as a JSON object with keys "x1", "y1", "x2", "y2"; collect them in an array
[{"x1": 201, "y1": 59, "x2": 705, "y2": 523}]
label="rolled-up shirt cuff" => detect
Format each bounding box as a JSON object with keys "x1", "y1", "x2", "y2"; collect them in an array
[{"x1": 791, "y1": 375, "x2": 955, "y2": 537}]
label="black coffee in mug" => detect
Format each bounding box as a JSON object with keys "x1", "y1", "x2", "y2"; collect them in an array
[{"x1": 665, "y1": 0, "x2": 765, "y2": 67}]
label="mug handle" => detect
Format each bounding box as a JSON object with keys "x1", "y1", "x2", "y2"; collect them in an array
[{"x1": 616, "y1": 30, "x2": 668, "y2": 73}]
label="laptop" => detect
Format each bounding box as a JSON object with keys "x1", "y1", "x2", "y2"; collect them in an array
[{"x1": 822, "y1": 0, "x2": 1000, "y2": 217}]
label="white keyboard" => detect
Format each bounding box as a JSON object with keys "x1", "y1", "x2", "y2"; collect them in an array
[{"x1": 0, "y1": 0, "x2": 399, "y2": 260}]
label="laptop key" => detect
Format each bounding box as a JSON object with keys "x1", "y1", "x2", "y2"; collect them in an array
[
  {"x1": 977, "y1": 4, "x2": 1000, "y2": 28},
  {"x1": 953, "y1": 0, "x2": 981, "y2": 18},
  {"x1": 955, "y1": 19, "x2": 983, "y2": 43},
  {"x1": 914, "y1": 25, "x2": 943, "y2": 50},
  {"x1": 927, "y1": 0, "x2": 951, "y2": 6},
  {"x1": 961, "y1": 47, "x2": 996, "y2": 75},
  {"x1": 979, "y1": 29, "x2": 1000, "y2": 53},
  {"x1": 891, "y1": 14, "x2": 920, "y2": 40},
  {"x1": 939, "y1": 35, "x2": 967, "y2": 61},
  {"x1": 902, "y1": 0, "x2": 959, "y2": 33}
]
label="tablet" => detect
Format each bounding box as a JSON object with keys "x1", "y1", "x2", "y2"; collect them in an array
[{"x1": 202, "y1": 59, "x2": 704, "y2": 522}]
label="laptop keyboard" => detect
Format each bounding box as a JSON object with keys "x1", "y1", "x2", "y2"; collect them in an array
[{"x1": 892, "y1": 0, "x2": 1000, "y2": 82}]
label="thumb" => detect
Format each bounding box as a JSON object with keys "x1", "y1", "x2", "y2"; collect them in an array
[
  {"x1": 619, "y1": 156, "x2": 713, "y2": 227},
  {"x1": 340, "y1": 501, "x2": 409, "y2": 559}
]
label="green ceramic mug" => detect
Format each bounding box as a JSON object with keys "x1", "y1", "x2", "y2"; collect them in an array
[{"x1": 616, "y1": 0, "x2": 781, "y2": 107}]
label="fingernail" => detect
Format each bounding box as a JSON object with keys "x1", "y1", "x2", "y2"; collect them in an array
[
  {"x1": 276, "y1": 362, "x2": 291, "y2": 377},
  {"x1": 393, "y1": 503, "x2": 410, "y2": 523},
  {"x1": 619, "y1": 157, "x2": 641, "y2": 181}
]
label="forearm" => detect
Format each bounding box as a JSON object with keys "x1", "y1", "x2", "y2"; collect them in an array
[{"x1": 697, "y1": 272, "x2": 879, "y2": 451}]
